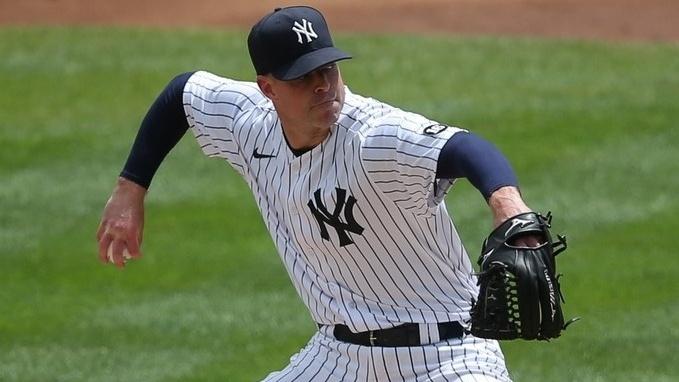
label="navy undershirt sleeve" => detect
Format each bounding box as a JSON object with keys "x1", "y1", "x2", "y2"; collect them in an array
[
  {"x1": 120, "y1": 72, "x2": 195, "y2": 189},
  {"x1": 435, "y1": 132, "x2": 519, "y2": 200}
]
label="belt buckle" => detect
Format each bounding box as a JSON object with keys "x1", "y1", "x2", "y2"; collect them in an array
[{"x1": 368, "y1": 330, "x2": 377, "y2": 346}]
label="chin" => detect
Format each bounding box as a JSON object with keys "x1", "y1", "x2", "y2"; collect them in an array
[{"x1": 317, "y1": 102, "x2": 341, "y2": 125}]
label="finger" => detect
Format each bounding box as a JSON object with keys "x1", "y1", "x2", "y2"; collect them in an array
[
  {"x1": 515, "y1": 236, "x2": 542, "y2": 248},
  {"x1": 137, "y1": 224, "x2": 144, "y2": 248},
  {"x1": 98, "y1": 233, "x2": 113, "y2": 264},
  {"x1": 126, "y1": 239, "x2": 142, "y2": 259},
  {"x1": 109, "y1": 239, "x2": 126, "y2": 268},
  {"x1": 125, "y1": 229, "x2": 142, "y2": 259},
  {"x1": 96, "y1": 220, "x2": 106, "y2": 241}
]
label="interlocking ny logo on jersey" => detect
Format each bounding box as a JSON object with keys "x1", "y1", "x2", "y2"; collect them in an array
[
  {"x1": 292, "y1": 19, "x2": 318, "y2": 44},
  {"x1": 307, "y1": 188, "x2": 364, "y2": 247}
]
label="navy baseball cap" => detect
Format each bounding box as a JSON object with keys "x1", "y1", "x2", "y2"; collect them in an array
[{"x1": 247, "y1": 6, "x2": 352, "y2": 80}]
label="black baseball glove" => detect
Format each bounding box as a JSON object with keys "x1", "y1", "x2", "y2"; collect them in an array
[{"x1": 469, "y1": 212, "x2": 578, "y2": 340}]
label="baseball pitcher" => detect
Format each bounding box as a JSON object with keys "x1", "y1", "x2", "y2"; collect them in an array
[{"x1": 97, "y1": 6, "x2": 575, "y2": 381}]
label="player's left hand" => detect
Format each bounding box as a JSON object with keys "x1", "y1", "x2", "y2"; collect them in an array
[
  {"x1": 512, "y1": 235, "x2": 543, "y2": 247},
  {"x1": 469, "y1": 211, "x2": 577, "y2": 340}
]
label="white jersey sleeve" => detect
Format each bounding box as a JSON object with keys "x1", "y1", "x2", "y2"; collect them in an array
[
  {"x1": 182, "y1": 71, "x2": 269, "y2": 176},
  {"x1": 361, "y1": 112, "x2": 465, "y2": 216}
]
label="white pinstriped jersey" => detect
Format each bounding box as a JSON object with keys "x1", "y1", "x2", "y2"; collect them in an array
[{"x1": 183, "y1": 71, "x2": 479, "y2": 332}]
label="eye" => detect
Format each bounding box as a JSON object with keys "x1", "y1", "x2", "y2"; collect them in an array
[{"x1": 290, "y1": 73, "x2": 309, "y2": 84}]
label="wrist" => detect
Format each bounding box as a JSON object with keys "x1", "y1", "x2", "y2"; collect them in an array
[
  {"x1": 115, "y1": 176, "x2": 148, "y2": 199},
  {"x1": 488, "y1": 186, "x2": 531, "y2": 227}
]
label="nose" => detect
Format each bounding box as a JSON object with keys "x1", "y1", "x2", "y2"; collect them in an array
[{"x1": 313, "y1": 70, "x2": 331, "y2": 94}]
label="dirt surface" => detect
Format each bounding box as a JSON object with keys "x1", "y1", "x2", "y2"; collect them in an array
[{"x1": 2, "y1": 0, "x2": 679, "y2": 42}]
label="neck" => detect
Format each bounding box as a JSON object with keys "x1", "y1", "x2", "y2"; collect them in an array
[{"x1": 280, "y1": 120, "x2": 332, "y2": 151}]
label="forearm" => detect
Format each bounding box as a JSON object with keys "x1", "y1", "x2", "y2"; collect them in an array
[{"x1": 120, "y1": 72, "x2": 194, "y2": 188}]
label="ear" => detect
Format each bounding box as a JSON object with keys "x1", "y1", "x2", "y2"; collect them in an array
[{"x1": 256, "y1": 75, "x2": 276, "y2": 100}]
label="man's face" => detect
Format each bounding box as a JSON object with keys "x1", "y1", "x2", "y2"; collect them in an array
[{"x1": 258, "y1": 63, "x2": 345, "y2": 130}]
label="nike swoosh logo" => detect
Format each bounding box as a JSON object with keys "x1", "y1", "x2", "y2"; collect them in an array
[
  {"x1": 504, "y1": 218, "x2": 532, "y2": 237},
  {"x1": 253, "y1": 148, "x2": 276, "y2": 159},
  {"x1": 480, "y1": 248, "x2": 495, "y2": 265}
]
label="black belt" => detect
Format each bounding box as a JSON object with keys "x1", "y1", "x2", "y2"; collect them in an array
[{"x1": 328, "y1": 321, "x2": 464, "y2": 347}]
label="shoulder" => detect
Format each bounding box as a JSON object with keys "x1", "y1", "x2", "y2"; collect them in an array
[
  {"x1": 339, "y1": 88, "x2": 397, "y2": 136},
  {"x1": 183, "y1": 71, "x2": 269, "y2": 109},
  {"x1": 342, "y1": 88, "x2": 393, "y2": 121},
  {"x1": 339, "y1": 88, "x2": 465, "y2": 146}
]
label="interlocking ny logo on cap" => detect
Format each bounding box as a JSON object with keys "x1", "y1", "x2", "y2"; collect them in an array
[{"x1": 292, "y1": 19, "x2": 318, "y2": 44}]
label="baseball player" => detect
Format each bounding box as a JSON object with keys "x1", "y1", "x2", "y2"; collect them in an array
[{"x1": 97, "y1": 6, "x2": 541, "y2": 381}]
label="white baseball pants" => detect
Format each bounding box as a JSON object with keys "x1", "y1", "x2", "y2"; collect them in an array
[{"x1": 262, "y1": 325, "x2": 511, "y2": 382}]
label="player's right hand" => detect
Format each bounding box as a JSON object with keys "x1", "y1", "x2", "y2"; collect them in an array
[{"x1": 96, "y1": 177, "x2": 147, "y2": 268}]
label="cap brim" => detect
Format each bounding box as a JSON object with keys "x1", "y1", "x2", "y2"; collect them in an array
[{"x1": 272, "y1": 47, "x2": 352, "y2": 81}]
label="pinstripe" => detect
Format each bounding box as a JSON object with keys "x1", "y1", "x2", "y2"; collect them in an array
[
  {"x1": 333, "y1": 130, "x2": 397, "y2": 326},
  {"x1": 204, "y1": 136, "x2": 233, "y2": 143},
  {"x1": 333, "y1": 131, "x2": 404, "y2": 310},
  {"x1": 464, "y1": 345, "x2": 481, "y2": 382},
  {"x1": 210, "y1": 88, "x2": 260, "y2": 104},
  {"x1": 432, "y1": 213, "x2": 456, "y2": 267},
  {"x1": 391, "y1": 347, "x2": 407, "y2": 382},
  {"x1": 352, "y1": 344, "x2": 363, "y2": 382},
  {"x1": 362, "y1": 148, "x2": 468, "y2": 310},
  {"x1": 184, "y1": 74, "x2": 509, "y2": 381},
  {"x1": 405, "y1": 346, "x2": 418, "y2": 380},
  {"x1": 184, "y1": 104, "x2": 236, "y2": 120},
  {"x1": 368, "y1": 346, "x2": 378, "y2": 381},
  {"x1": 370, "y1": 169, "x2": 430, "y2": 180},
  {"x1": 435, "y1": 341, "x2": 454, "y2": 382},
  {"x1": 239, "y1": 113, "x2": 259, "y2": 151},
  {"x1": 235, "y1": 112, "x2": 255, "y2": 153},
  {"x1": 306, "y1": 146, "x2": 344, "y2": 322},
  {"x1": 363, "y1": 133, "x2": 441, "y2": 150},
  {"x1": 341, "y1": 136, "x2": 427, "y2": 319},
  {"x1": 189, "y1": 75, "x2": 261, "y2": 106},
  {"x1": 362, "y1": 158, "x2": 433, "y2": 172},
  {"x1": 303, "y1": 149, "x2": 331, "y2": 320},
  {"x1": 337, "y1": 341, "x2": 351, "y2": 382},
  {"x1": 448, "y1": 340, "x2": 464, "y2": 381},
  {"x1": 294, "y1": 338, "x2": 325, "y2": 380},
  {"x1": 324, "y1": 341, "x2": 342, "y2": 381},
  {"x1": 298, "y1": 342, "x2": 332, "y2": 382},
  {"x1": 184, "y1": 92, "x2": 246, "y2": 110},
  {"x1": 355, "y1": 154, "x2": 457, "y2": 312},
  {"x1": 291, "y1": 148, "x2": 350, "y2": 324},
  {"x1": 398, "y1": 213, "x2": 471, "y2": 307},
  {"x1": 413, "y1": 346, "x2": 429, "y2": 379},
  {"x1": 378, "y1": 347, "x2": 399, "y2": 382},
  {"x1": 345, "y1": 137, "x2": 436, "y2": 322},
  {"x1": 276, "y1": 338, "x2": 321, "y2": 381},
  {"x1": 360, "y1": 145, "x2": 439, "y2": 162}
]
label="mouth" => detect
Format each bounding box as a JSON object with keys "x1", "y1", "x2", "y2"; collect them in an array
[{"x1": 313, "y1": 95, "x2": 337, "y2": 108}]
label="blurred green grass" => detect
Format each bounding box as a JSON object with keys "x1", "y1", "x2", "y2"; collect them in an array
[{"x1": 1, "y1": 27, "x2": 678, "y2": 381}]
